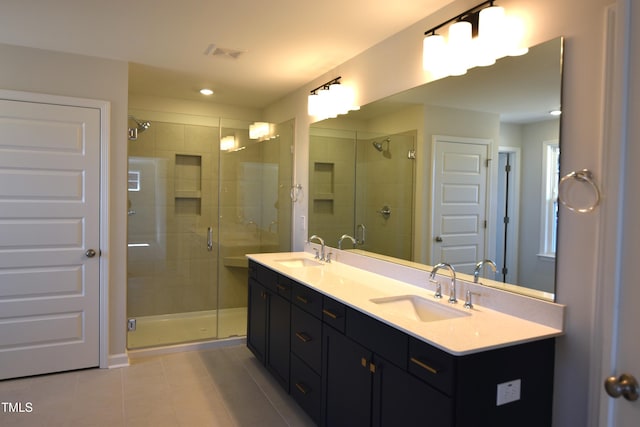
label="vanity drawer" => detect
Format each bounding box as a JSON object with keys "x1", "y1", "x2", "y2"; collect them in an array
[
  {"x1": 255, "y1": 262, "x2": 278, "y2": 292},
  {"x1": 291, "y1": 305, "x2": 322, "y2": 374},
  {"x1": 290, "y1": 353, "x2": 322, "y2": 425},
  {"x1": 322, "y1": 296, "x2": 346, "y2": 333},
  {"x1": 248, "y1": 260, "x2": 258, "y2": 280},
  {"x1": 275, "y1": 275, "x2": 294, "y2": 301},
  {"x1": 346, "y1": 307, "x2": 408, "y2": 369},
  {"x1": 408, "y1": 337, "x2": 455, "y2": 396},
  {"x1": 292, "y1": 282, "x2": 323, "y2": 318}
]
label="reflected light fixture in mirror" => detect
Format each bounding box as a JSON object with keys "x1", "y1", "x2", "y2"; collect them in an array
[
  {"x1": 308, "y1": 76, "x2": 359, "y2": 120},
  {"x1": 423, "y1": 1, "x2": 528, "y2": 77}
]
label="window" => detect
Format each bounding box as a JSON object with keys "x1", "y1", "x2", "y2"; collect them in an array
[
  {"x1": 540, "y1": 140, "x2": 559, "y2": 259},
  {"x1": 128, "y1": 171, "x2": 141, "y2": 192}
]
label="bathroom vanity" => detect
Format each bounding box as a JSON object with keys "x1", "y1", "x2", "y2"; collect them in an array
[{"x1": 246, "y1": 251, "x2": 563, "y2": 427}]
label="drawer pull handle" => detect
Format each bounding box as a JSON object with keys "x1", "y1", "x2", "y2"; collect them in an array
[
  {"x1": 296, "y1": 295, "x2": 309, "y2": 304},
  {"x1": 295, "y1": 382, "x2": 309, "y2": 395},
  {"x1": 322, "y1": 309, "x2": 338, "y2": 319},
  {"x1": 410, "y1": 357, "x2": 438, "y2": 374},
  {"x1": 361, "y1": 357, "x2": 367, "y2": 368},
  {"x1": 277, "y1": 284, "x2": 287, "y2": 292},
  {"x1": 295, "y1": 332, "x2": 312, "y2": 343}
]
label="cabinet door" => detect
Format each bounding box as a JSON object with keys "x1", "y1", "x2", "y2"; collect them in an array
[
  {"x1": 247, "y1": 278, "x2": 267, "y2": 363},
  {"x1": 267, "y1": 291, "x2": 291, "y2": 391},
  {"x1": 324, "y1": 326, "x2": 372, "y2": 427},
  {"x1": 373, "y1": 355, "x2": 453, "y2": 427}
]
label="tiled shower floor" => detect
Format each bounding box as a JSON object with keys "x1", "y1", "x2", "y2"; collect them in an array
[{"x1": 127, "y1": 308, "x2": 247, "y2": 349}]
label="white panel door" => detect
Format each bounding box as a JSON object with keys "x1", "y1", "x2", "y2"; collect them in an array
[
  {"x1": 432, "y1": 136, "x2": 489, "y2": 274},
  {"x1": 0, "y1": 98, "x2": 100, "y2": 379}
]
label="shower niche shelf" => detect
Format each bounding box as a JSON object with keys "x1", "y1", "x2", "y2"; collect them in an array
[
  {"x1": 311, "y1": 162, "x2": 335, "y2": 214},
  {"x1": 174, "y1": 154, "x2": 202, "y2": 215}
]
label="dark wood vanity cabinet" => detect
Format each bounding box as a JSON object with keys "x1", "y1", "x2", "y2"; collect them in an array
[
  {"x1": 247, "y1": 261, "x2": 290, "y2": 391},
  {"x1": 324, "y1": 307, "x2": 453, "y2": 427},
  {"x1": 247, "y1": 261, "x2": 555, "y2": 427}
]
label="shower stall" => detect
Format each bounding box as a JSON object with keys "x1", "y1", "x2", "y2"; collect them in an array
[{"x1": 126, "y1": 116, "x2": 293, "y2": 349}]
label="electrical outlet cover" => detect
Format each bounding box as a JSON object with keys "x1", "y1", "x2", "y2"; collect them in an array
[{"x1": 496, "y1": 379, "x2": 521, "y2": 406}]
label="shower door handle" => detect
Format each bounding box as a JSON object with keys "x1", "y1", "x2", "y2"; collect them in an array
[{"x1": 207, "y1": 227, "x2": 213, "y2": 252}]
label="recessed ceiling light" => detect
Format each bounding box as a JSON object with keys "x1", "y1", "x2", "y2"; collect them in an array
[{"x1": 200, "y1": 88, "x2": 214, "y2": 96}]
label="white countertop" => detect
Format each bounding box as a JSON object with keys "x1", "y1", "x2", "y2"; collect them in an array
[{"x1": 247, "y1": 251, "x2": 564, "y2": 356}]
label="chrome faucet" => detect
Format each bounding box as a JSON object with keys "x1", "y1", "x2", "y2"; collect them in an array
[
  {"x1": 338, "y1": 234, "x2": 357, "y2": 250},
  {"x1": 473, "y1": 259, "x2": 497, "y2": 283},
  {"x1": 309, "y1": 235, "x2": 325, "y2": 261},
  {"x1": 430, "y1": 262, "x2": 458, "y2": 304}
]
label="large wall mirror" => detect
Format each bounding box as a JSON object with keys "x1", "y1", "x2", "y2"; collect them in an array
[{"x1": 309, "y1": 37, "x2": 564, "y2": 301}]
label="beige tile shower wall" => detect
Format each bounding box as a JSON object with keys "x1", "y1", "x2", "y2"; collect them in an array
[
  {"x1": 357, "y1": 132, "x2": 415, "y2": 260},
  {"x1": 308, "y1": 135, "x2": 356, "y2": 246},
  {"x1": 127, "y1": 121, "x2": 220, "y2": 317}
]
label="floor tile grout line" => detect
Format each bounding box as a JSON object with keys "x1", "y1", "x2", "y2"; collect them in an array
[{"x1": 238, "y1": 353, "x2": 295, "y2": 427}]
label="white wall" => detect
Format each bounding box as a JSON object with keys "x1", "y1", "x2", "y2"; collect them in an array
[
  {"x1": 0, "y1": 43, "x2": 129, "y2": 362},
  {"x1": 265, "y1": 0, "x2": 612, "y2": 425}
]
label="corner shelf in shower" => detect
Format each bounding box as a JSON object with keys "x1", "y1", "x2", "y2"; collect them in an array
[{"x1": 223, "y1": 256, "x2": 249, "y2": 268}]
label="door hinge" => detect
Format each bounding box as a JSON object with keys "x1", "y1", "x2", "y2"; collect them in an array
[
  {"x1": 503, "y1": 216, "x2": 510, "y2": 224},
  {"x1": 486, "y1": 158, "x2": 492, "y2": 167},
  {"x1": 502, "y1": 267, "x2": 509, "y2": 276},
  {"x1": 505, "y1": 164, "x2": 512, "y2": 173},
  {"x1": 127, "y1": 318, "x2": 137, "y2": 331},
  {"x1": 407, "y1": 149, "x2": 416, "y2": 159},
  {"x1": 484, "y1": 220, "x2": 487, "y2": 228}
]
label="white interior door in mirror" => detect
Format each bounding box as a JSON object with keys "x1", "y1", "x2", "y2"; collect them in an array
[{"x1": 431, "y1": 136, "x2": 490, "y2": 274}]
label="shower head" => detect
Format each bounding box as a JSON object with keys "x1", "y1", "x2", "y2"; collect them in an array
[
  {"x1": 128, "y1": 116, "x2": 151, "y2": 141},
  {"x1": 129, "y1": 115, "x2": 151, "y2": 132},
  {"x1": 372, "y1": 137, "x2": 390, "y2": 152}
]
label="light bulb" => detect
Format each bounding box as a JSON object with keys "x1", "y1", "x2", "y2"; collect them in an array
[
  {"x1": 423, "y1": 33, "x2": 447, "y2": 77},
  {"x1": 448, "y1": 20, "x2": 472, "y2": 76}
]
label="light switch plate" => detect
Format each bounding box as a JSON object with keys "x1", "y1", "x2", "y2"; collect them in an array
[{"x1": 496, "y1": 379, "x2": 521, "y2": 406}]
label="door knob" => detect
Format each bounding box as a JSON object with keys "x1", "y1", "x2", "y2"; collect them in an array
[
  {"x1": 435, "y1": 236, "x2": 443, "y2": 242},
  {"x1": 85, "y1": 249, "x2": 97, "y2": 258},
  {"x1": 604, "y1": 373, "x2": 639, "y2": 401}
]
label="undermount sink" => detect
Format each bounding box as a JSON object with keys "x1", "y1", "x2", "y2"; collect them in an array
[
  {"x1": 370, "y1": 295, "x2": 471, "y2": 322},
  {"x1": 275, "y1": 258, "x2": 323, "y2": 268}
]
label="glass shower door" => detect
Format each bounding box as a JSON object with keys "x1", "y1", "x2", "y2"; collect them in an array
[
  {"x1": 217, "y1": 118, "x2": 293, "y2": 338},
  {"x1": 127, "y1": 119, "x2": 220, "y2": 349}
]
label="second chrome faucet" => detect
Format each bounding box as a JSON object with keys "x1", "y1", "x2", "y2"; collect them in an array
[
  {"x1": 430, "y1": 262, "x2": 458, "y2": 304},
  {"x1": 309, "y1": 234, "x2": 326, "y2": 261}
]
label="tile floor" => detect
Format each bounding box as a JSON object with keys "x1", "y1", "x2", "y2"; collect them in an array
[{"x1": 0, "y1": 344, "x2": 316, "y2": 427}]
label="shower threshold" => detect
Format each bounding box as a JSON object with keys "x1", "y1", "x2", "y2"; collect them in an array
[{"x1": 127, "y1": 307, "x2": 247, "y2": 350}]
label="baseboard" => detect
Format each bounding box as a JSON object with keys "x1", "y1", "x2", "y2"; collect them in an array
[{"x1": 107, "y1": 352, "x2": 130, "y2": 369}]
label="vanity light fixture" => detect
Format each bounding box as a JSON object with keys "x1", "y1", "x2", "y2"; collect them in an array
[
  {"x1": 220, "y1": 135, "x2": 236, "y2": 151},
  {"x1": 249, "y1": 121, "x2": 275, "y2": 140},
  {"x1": 308, "y1": 76, "x2": 359, "y2": 120},
  {"x1": 423, "y1": 0, "x2": 528, "y2": 77}
]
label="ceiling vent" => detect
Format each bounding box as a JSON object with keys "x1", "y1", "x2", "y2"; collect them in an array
[{"x1": 203, "y1": 44, "x2": 245, "y2": 59}]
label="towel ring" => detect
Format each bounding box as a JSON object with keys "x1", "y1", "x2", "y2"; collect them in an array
[{"x1": 558, "y1": 169, "x2": 601, "y2": 213}]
